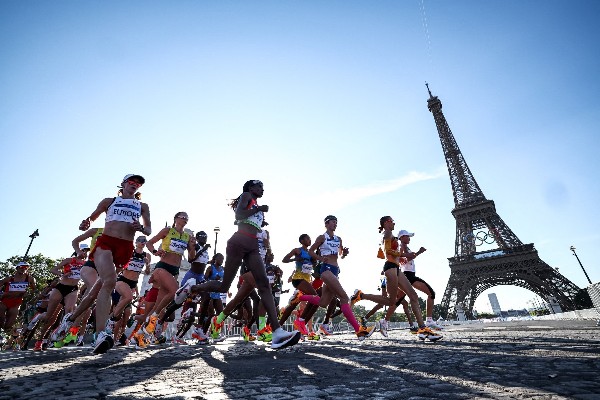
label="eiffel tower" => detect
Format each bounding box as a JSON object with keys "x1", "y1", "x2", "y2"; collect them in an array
[{"x1": 426, "y1": 84, "x2": 586, "y2": 319}]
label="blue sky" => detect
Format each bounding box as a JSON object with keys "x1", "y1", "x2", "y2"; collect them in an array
[{"x1": 1, "y1": 1, "x2": 598, "y2": 314}]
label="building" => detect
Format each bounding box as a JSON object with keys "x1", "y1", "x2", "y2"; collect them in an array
[{"x1": 488, "y1": 293, "x2": 502, "y2": 316}]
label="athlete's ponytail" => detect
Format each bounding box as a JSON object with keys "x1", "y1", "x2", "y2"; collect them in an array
[
  {"x1": 379, "y1": 216, "x2": 392, "y2": 233},
  {"x1": 229, "y1": 180, "x2": 263, "y2": 210}
]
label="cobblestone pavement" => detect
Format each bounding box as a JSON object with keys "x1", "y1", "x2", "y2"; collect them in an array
[{"x1": 1, "y1": 320, "x2": 599, "y2": 399}]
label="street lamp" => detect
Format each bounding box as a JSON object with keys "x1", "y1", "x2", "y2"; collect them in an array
[
  {"x1": 24, "y1": 229, "x2": 40, "y2": 258},
  {"x1": 570, "y1": 246, "x2": 592, "y2": 285},
  {"x1": 213, "y1": 227, "x2": 220, "y2": 256}
]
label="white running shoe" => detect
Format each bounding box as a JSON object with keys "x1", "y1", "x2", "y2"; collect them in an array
[
  {"x1": 93, "y1": 331, "x2": 114, "y2": 354},
  {"x1": 319, "y1": 323, "x2": 333, "y2": 335},
  {"x1": 426, "y1": 321, "x2": 443, "y2": 331},
  {"x1": 271, "y1": 328, "x2": 301, "y2": 350},
  {"x1": 174, "y1": 278, "x2": 196, "y2": 304},
  {"x1": 192, "y1": 328, "x2": 208, "y2": 341},
  {"x1": 51, "y1": 313, "x2": 74, "y2": 342},
  {"x1": 379, "y1": 319, "x2": 389, "y2": 338}
]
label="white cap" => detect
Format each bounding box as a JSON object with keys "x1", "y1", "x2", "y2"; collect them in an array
[
  {"x1": 397, "y1": 230, "x2": 414, "y2": 237},
  {"x1": 80, "y1": 243, "x2": 90, "y2": 251},
  {"x1": 122, "y1": 174, "x2": 145, "y2": 184},
  {"x1": 17, "y1": 261, "x2": 30, "y2": 268}
]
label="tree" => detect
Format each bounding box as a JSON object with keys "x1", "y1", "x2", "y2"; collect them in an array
[{"x1": 0, "y1": 253, "x2": 60, "y2": 318}]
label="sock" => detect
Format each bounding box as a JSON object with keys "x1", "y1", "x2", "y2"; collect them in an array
[
  {"x1": 300, "y1": 295, "x2": 321, "y2": 305},
  {"x1": 216, "y1": 312, "x2": 226, "y2": 324},
  {"x1": 258, "y1": 316, "x2": 267, "y2": 330},
  {"x1": 340, "y1": 303, "x2": 360, "y2": 332}
]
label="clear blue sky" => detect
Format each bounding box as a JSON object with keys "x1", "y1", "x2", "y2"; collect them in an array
[{"x1": 1, "y1": 1, "x2": 598, "y2": 314}]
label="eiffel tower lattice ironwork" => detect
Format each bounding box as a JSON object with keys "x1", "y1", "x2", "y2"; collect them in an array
[{"x1": 426, "y1": 84, "x2": 585, "y2": 319}]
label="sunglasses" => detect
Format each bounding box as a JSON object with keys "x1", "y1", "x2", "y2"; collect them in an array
[
  {"x1": 176, "y1": 215, "x2": 189, "y2": 220},
  {"x1": 127, "y1": 179, "x2": 143, "y2": 188}
]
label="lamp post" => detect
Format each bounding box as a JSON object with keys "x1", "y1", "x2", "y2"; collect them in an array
[
  {"x1": 570, "y1": 246, "x2": 592, "y2": 285},
  {"x1": 213, "y1": 227, "x2": 220, "y2": 256},
  {"x1": 24, "y1": 229, "x2": 40, "y2": 258}
]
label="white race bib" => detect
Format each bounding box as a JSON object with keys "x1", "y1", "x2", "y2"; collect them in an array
[
  {"x1": 169, "y1": 239, "x2": 187, "y2": 255},
  {"x1": 8, "y1": 282, "x2": 28, "y2": 292},
  {"x1": 301, "y1": 263, "x2": 313, "y2": 274},
  {"x1": 127, "y1": 260, "x2": 145, "y2": 273}
]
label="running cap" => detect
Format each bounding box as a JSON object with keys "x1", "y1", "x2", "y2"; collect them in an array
[
  {"x1": 17, "y1": 261, "x2": 30, "y2": 268},
  {"x1": 398, "y1": 230, "x2": 414, "y2": 237},
  {"x1": 196, "y1": 231, "x2": 207, "y2": 237},
  {"x1": 324, "y1": 215, "x2": 337, "y2": 223},
  {"x1": 122, "y1": 174, "x2": 145, "y2": 184},
  {"x1": 79, "y1": 243, "x2": 91, "y2": 251}
]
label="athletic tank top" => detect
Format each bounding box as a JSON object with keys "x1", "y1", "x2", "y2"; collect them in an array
[
  {"x1": 4, "y1": 276, "x2": 29, "y2": 293},
  {"x1": 295, "y1": 247, "x2": 314, "y2": 275},
  {"x1": 236, "y1": 198, "x2": 264, "y2": 231},
  {"x1": 63, "y1": 257, "x2": 84, "y2": 280},
  {"x1": 207, "y1": 264, "x2": 224, "y2": 281},
  {"x1": 105, "y1": 197, "x2": 142, "y2": 224},
  {"x1": 126, "y1": 251, "x2": 147, "y2": 273},
  {"x1": 319, "y1": 232, "x2": 340, "y2": 256},
  {"x1": 401, "y1": 245, "x2": 416, "y2": 272},
  {"x1": 160, "y1": 228, "x2": 190, "y2": 255},
  {"x1": 193, "y1": 244, "x2": 210, "y2": 264}
]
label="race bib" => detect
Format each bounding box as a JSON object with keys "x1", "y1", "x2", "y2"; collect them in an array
[
  {"x1": 301, "y1": 263, "x2": 313, "y2": 274},
  {"x1": 219, "y1": 293, "x2": 227, "y2": 302},
  {"x1": 169, "y1": 239, "x2": 187, "y2": 255},
  {"x1": 127, "y1": 260, "x2": 145, "y2": 273},
  {"x1": 268, "y1": 275, "x2": 275, "y2": 284},
  {"x1": 68, "y1": 267, "x2": 82, "y2": 280},
  {"x1": 8, "y1": 282, "x2": 28, "y2": 292},
  {"x1": 274, "y1": 291, "x2": 281, "y2": 298}
]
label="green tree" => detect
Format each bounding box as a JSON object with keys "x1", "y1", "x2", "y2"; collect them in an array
[{"x1": 0, "y1": 253, "x2": 60, "y2": 318}]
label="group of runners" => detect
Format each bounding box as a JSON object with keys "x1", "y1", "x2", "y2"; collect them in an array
[{"x1": 0, "y1": 174, "x2": 442, "y2": 354}]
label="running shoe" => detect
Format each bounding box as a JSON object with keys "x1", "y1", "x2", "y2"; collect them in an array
[
  {"x1": 350, "y1": 289, "x2": 363, "y2": 306},
  {"x1": 356, "y1": 325, "x2": 375, "y2": 341},
  {"x1": 93, "y1": 331, "x2": 114, "y2": 354},
  {"x1": 293, "y1": 318, "x2": 309, "y2": 336},
  {"x1": 289, "y1": 290, "x2": 303, "y2": 306},
  {"x1": 76, "y1": 336, "x2": 85, "y2": 346},
  {"x1": 379, "y1": 319, "x2": 389, "y2": 338},
  {"x1": 134, "y1": 332, "x2": 148, "y2": 349},
  {"x1": 154, "y1": 323, "x2": 164, "y2": 338},
  {"x1": 51, "y1": 313, "x2": 74, "y2": 342},
  {"x1": 143, "y1": 315, "x2": 158, "y2": 335},
  {"x1": 409, "y1": 326, "x2": 419, "y2": 334},
  {"x1": 319, "y1": 323, "x2": 333, "y2": 336},
  {"x1": 105, "y1": 318, "x2": 116, "y2": 335},
  {"x1": 33, "y1": 340, "x2": 43, "y2": 351},
  {"x1": 271, "y1": 328, "x2": 301, "y2": 350},
  {"x1": 209, "y1": 316, "x2": 223, "y2": 340},
  {"x1": 174, "y1": 278, "x2": 196, "y2": 304},
  {"x1": 172, "y1": 336, "x2": 186, "y2": 345},
  {"x1": 116, "y1": 334, "x2": 127, "y2": 347},
  {"x1": 417, "y1": 326, "x2": 443, "y2": 342},
  {"x1": 64, "y1": 331, "x2": 78, "y2": 345},
  {"x1": 192, "y1": 327, "x2": 208, "y2": 341},
  {"x1": 426, "y1": 321, "x2": 443, "y2": 331},
  {"x1": 154, "y1": 335, "x2": 167, "y2": 345},
  {"x1": 242, "y1": 326, "x2": 255, "y2": 342},
  {"x1": 257, "y1": 326, "x2": 272, "y2": 342},
  {"x1": 197, "y1": 338, "x2": 209, "y2": 345},
  {"x1": 307, "y1": 332, "x2": 320, "y2": 341},
  {"x1": 41, "y1": 340, "x2": 48, "y2": 350}
]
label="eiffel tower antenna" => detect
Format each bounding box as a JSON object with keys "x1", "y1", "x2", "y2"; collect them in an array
[{"x1": 426, "y1": 86, "x2": 589, "y2": 319}]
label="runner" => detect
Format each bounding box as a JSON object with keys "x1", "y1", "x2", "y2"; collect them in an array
[
  {"x1": 350, "y1": 219, "x2": 441, "y2": 341},
  {"x1": 191, "y1": 180, "x2": 300, "y2": 349},
  {"x1": 0, "y1": 262, "x2": 36, "y2": 338},
  {"x1": 106, "y1": 235, "x2": 151, "y2": 340},
  {"x1": 75, "y1": 173, "x2": 151, "y2": 353},
  {"x1": 143, "y1": 211, "x2": 195, "y2": 339},
  {"x1": 301, "y1": 215, "x2": 375, "y2": 340},
  {"x1": 51, "y1": 227, "x2": 104, "y2": 343},
  {"x1": 395, "y1": 229, "x2": 442, "y2": 330},
  {"x1": 34, "y1": 247, "x2": 88, "y2": 350}
]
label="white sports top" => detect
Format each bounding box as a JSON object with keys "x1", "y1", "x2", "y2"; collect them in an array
[
  {"x1": 319, "y1": 232, "x2": 340, "y2": 256},
  {"x1": 105, "y1": 197, "x2": 142, "y2": 224},
  {"x1": 401, "y1": 246, "x2": 416, "y2": 272}
]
